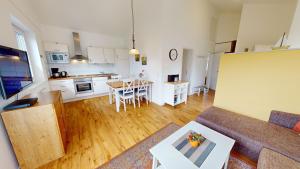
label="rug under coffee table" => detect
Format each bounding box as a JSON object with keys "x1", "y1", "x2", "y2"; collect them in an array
[{"x1": 97, "y1": 123, "x2": 256, "y2": 169}]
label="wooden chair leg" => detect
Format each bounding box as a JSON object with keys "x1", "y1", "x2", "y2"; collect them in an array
[
  {"x1": 133, "y1": 97, "x2": 136, "y2": 109},
  {"x1": 146, "y1": 95, "x2": 149, "y2": 105},
  {"x1": 123, "y1": 100, "x2": 126, "y2": 112},
  {"x1": 138, "y1": 96, "x2": 141, "y2": 108}
]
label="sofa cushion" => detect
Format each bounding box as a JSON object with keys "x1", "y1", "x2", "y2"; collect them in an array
[
  {"x1": 293, "y1": 121, "x2": 300, "y2": 133},
  {"x1": 257, "y1": 148, "x2": 300, "y2": 169},
  {"x1": 269, "y1": 110, "x2": 300, "y2": 129},
  {"x1": 196, "y1": 107, "x2": 300, "y2": 162}
]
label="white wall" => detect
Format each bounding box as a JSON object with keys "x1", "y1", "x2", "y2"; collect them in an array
[
  {"x1": 236, "y1": 1, "x2": 297, "y2": 52},
  {"x1": 134, "y1": 0, "x2": 164, "y2": 104},
  {"x1": 215, "y1": 12, "x2": 241, "y2": 43},
  {"x1": 40, "y1": 25, "x2": 128, "y2": 76},
  {"x1": 0, "y1": 0, "x2": 49, "y2": 169},
  {"x1": 288, "y1": 0, "x2": 300, "y2": 48},
  {"x1": 208, "y1": 12, "x2": 241, "y2": 90},
  {"x1": 134, "y1": 0, "x2": 218, "y2": 104}
]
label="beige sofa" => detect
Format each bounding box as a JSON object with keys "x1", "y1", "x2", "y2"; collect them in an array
[{"x1": 258, "y1": 148, "x2": 300, "y2": 169}]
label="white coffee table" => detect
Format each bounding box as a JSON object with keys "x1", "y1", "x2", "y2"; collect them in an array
[{"x1": 150, "y1": 121, "x2": 235, "y2": 169}]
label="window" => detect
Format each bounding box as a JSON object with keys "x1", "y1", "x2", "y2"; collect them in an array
[
  {"x1": 13, "y1": 25, "x2": 28, "y2": 52},
  {"x1": 12, "y1": 24, "x2": 34, "y2": 79}
]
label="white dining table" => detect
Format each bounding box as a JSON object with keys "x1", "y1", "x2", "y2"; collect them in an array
[{"x1": 106, "y1": 80, "x2": 153, "y2": 112}]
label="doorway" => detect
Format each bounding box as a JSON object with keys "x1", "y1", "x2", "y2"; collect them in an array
[{"x1": 181, "y1": 49, "x2": 193, "y2": 94}]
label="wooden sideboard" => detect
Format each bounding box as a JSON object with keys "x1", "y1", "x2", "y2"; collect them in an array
[{"x1": 1, "y1": 91, "x2": 67, "y2": 169}]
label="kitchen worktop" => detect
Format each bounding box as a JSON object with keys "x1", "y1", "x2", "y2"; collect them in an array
[{"x1": 48, "y1": 73, "x2": 118, "y2": 81}]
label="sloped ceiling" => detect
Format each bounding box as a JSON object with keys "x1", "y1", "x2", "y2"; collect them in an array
[
  {"x1": 209, "y1": 0, "x2": 297, "y2": 12},
  {"x1": 28, "y1": 0, "x2": 296, "y2": 36},
  {"x1": 29, "y1": 0, "x2": 132, "y2": 37}
]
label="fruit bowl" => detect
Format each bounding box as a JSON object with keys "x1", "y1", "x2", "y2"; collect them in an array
[{"x1": 188, "y1": 132, "x2": 206, "y2": 148}]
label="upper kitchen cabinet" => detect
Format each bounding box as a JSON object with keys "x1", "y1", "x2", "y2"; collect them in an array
[
  {"x1": 115, "y1": 49, "x2": 130, "y2": 78},
  {"x1": 44, "y1": 42, "x2": 68, "y2": 53},
  {"x1": 87, "y1": 47, "x2": 116, "y2": 64},
  {"x1": 87, "y1": 47, "x2": 106, "y2": 64},
  {"x1": 103, "y1": 48, "x2": 116, "y2": 64},
  {"x1": 115, "y1": 49, "x2": 129, "y2": 59}
]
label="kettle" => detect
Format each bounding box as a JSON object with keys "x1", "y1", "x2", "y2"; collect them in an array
[
  {"x1": 52, "y1": 72, "x2": 60, "y2": 78},
  {"x1": 60, "y1": 71, "x2": 68, "y2": 77}
]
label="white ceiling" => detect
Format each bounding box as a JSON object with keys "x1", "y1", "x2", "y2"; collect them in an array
[
  {"x1": 30, "y1": 0, "x2": 132, "y2": 37},
  {"x1": 209, "y1": 0, "x2": 244, "y2": 12},
  {"x1": 209, "y1": 0, "x2": 297, "y2": 12},
  {"x1": 28, "y1": 0, "x2": 296, "y2": 36}
]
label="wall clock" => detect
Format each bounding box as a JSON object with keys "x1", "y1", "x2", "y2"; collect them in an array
[{"x1": 169, "y1": 49, "x2": 178, "y2": 61}]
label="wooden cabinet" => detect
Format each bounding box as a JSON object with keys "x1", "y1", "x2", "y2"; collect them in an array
[
  {"x1": 1, "y1": 91, "x2": 67, "y2": 169},
  {"x1": 93, "y1": 77, "x2": 109, "y2": 95},
  {"x1": 49, "y1": 79, "x2": 75, "y2": 101},
  {"x1": 164, "y1": 81, "x2": 189, "y2": 106}
]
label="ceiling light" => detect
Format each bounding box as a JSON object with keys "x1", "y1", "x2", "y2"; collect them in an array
[{"x1": 129, "y1": 0, "x2": 139, "y2": 55}]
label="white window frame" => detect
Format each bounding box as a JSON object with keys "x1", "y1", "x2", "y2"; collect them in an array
[
  {"x1": 12, "y1": 25, "x2": 35, "y2": 79},
  {"x1": 13, "y1": 25, "x2": 28, "y2": 52}
]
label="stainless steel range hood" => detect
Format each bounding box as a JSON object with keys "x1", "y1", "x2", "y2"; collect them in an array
[{"x1": 70, "y1": 32, "x2": 88, "y2": 61}]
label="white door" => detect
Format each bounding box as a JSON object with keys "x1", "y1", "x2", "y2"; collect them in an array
[
  {"x1": 87, "y1": 47, "x2": 106, "y2": 63},
  {"x1": 209, "y1": 53, "x2": 221, "y2": 90},
  {"x1": 181, "y1": 49, "x2": 193, "y2": 94}
]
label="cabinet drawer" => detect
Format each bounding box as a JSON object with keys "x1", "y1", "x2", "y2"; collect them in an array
[
  {"x1": 49, "y1": 80, "x2": 73, "y2": 86},
  {"x1": 49, "y1": 83, "x2": 75, "y2": 100}
]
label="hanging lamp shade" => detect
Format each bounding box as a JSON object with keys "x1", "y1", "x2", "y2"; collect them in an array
[
  {"x1": 129, "y1": 48, "x2": 139, "y2": 55},
  {"x1": 129, "y1": 0, "x2": 139, "y2": 55}
]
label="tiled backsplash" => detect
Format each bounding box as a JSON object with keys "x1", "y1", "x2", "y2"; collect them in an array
[{"x1": 48, "y1": 63, "x2": 115, "y2": 76}]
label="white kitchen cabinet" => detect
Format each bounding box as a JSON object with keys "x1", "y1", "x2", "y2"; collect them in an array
[
  {"x1": 93, "y1": 77, "x2": 109, "y2": 95},
  {"x1": 49, "y1": 80, "x2": 75, "y2": 101},
  {"x1": 115, "y1": 49, "x2": 130, "y2": 78},
  {"x1": 104, "y1": 48, "x2": 116, "y2": 64},
  {"x1": 164, "y1": 81, "x2": 189, "y2": 106},
  {"x1": 44, "y1": 43, "x2": 68, "y2": 52},
  {"x1": 87, "y1": 47, "x2": 106, "y2": 64}
]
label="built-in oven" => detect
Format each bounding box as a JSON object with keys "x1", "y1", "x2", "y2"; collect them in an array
[
  {"x1": 46, "y1": 52, "x2": 70, "y2": 64},
  {"x1": 74, "y1": 78, "x2": 93, "y2": 95}
]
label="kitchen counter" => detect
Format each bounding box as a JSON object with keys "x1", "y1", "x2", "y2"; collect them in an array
[
  {"x1": 165, "y1": 81, "x2": 189, "y2": 85},
  {"x1": 48, "y1": 73, "x2": 118, "y2": 81}
]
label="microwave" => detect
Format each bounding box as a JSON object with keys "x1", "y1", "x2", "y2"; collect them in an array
[{"x1": 46, "y1": 51, "x2": 70, "y2": 64}]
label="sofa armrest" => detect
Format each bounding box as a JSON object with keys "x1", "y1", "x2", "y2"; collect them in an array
[{"x1": 269, "y1": 110, "x2": 300, "y2": 129}]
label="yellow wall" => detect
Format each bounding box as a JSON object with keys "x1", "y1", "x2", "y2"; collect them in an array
[{"x1": 214, "y1": 50, "x2": 300, "y2": 121}]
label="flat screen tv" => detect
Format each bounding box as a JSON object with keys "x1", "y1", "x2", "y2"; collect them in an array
[{"x1": 0, "y1": 45, "x2": 33, "y2": 100}]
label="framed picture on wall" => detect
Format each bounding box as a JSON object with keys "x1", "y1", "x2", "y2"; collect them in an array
[
  {"x1": 141, "y1": 56, "x2": 147, "y2": 65},
  {"x1": 135, "y1": 54, "x2": 140, "y2": 62}
]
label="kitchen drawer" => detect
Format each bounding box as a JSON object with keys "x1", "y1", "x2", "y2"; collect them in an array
[
  {"x1": 93, "y1": 81, "x2": 109, "y2": 95},
  {"x1": 49, "y1": 80, "x2": 74, "y2": 86},
  {"x1": 49, "y1": 81, "x2": 75, "y2": 101}
]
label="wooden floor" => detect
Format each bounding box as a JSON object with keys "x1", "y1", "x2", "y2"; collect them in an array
[{"x1": 38, "y1": 92, "x2": 214, "y2": 169}]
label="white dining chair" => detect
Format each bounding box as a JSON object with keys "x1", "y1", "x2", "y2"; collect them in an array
[
  {"x1": 135, "y1": 79, "x2": 149, "y2": 108},
  {"x1": 118, "y1": 79, "x2": 136, "y2": 112}
]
